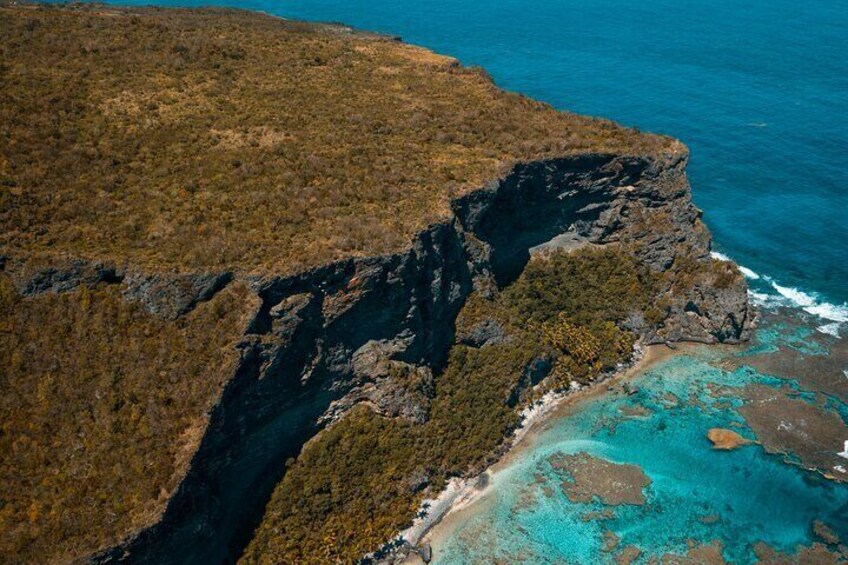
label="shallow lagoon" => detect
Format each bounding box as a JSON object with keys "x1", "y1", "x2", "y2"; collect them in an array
[
  {"x1": 432, "y1": 314, "x2": 848, "y2": 564},
  {"x1": 55, "y1": 0, "x2": 848, "y2": 560}
]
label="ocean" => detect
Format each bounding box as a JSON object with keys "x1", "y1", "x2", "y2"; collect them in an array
[
  {"x1": 103, "y1": 0, "x2": 848, "y2": 317},
  {"x1": 79, "y1": 0, "x2": 848, "y2": 561},
  {"x1": 429, "y1": 324, "x2": 848, "y2": 563}
]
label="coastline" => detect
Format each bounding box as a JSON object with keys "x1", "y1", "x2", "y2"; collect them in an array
[
  {"x1": 388, "y1": 310, "x2": 848, "y2": 565},
  {"x1": 397, "y1": 342, "x2": 695, "y2": 563}
]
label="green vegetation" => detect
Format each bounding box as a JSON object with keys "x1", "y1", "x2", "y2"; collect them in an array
[
  {"x1": 0, "y1": 277, "x2": 257, "y2": 562},
  {"x1": 542, "y1": 315, "x2": 633, "y2": 383},
  {"x1": 243, "y1": 342, "x2": 537, "y2": 564},
  {"x1": 0, "y1": 6, "x2": 709, "y2": 563},
  {"x1": 460, "y1": 247, "x2": 663, "y2": 387},
  {"x1": 496, "y1": 246, "x2": 662, "y2": 328},
  {"x1": 0, "y1": 3, "x2": 668, "y2": 276},
  {"x1": 243, "y1": 247, "x2": 664, "y2": 564}
]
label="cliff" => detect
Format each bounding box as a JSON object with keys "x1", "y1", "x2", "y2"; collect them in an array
[{"x1": 0, "y1": 4, "x2": 751, "y2": 564}]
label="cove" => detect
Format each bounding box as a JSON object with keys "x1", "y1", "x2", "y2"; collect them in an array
[{"x1": 428, "y1": 312, "x2": 848, "y2": 564}]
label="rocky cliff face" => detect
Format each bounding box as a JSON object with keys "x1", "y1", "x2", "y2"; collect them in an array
[
  {"x1": 0, "y1": 6, "x2": 754, "y2": 562},
  {"x1": 5, "y1": 146, "x2": 751, "y2": 563}
]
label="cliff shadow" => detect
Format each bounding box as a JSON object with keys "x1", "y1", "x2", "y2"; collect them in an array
[
  {"x1": 95, "y1": 224, "x2": 473, "y2": 564},
  {"x1": 453, "y1": 154, "x2": 647, "y2": 288}
]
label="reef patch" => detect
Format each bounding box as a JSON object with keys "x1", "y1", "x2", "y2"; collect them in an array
[
  {"x1": 707, "y1": 428, "x2": 752, "y2": 450},
  {"x1": 738, "y1": 384, "x2": 848, "y2": 482},
  {"x1": 548, "y1": 452, "x2": 651, "y2": 506}
]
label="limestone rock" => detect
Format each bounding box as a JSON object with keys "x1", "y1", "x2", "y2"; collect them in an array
[{"x1": 707, "y1": 428, "x2": 752, "y2": 450}]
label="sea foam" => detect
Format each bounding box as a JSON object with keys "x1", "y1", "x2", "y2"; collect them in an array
[
  {"x1": 748, "y1": 290, "x2": 780, "y2": 308},
  {"x1": 769, "y1": 280, "x2": 848, "y2": 323},
  {"x1": 817, "y1": 323, "x2": 841, "y2": 338},
  {"x1": 710, "y1": 251, "x2": 760, "y2": 279},
  {"x1": 771, "y1": 282, "x2": 817, "y2": 308},
  {"x1": 738, "y1": 266, "x2": 760, "y2": 280},
  {"x1": 805, "y1": 302, "x2": 848, "y2": 323},
  {"x1": 712, "y1": 252, "x2": 847, "y2": 326}
]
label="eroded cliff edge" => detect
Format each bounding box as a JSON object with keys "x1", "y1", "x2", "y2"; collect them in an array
[
  {"x1": 4, "y1": 147, "x2": 750, "y2": 564},
  {"x1": 0, "y1": 5, "x2": 750, "y2": 564}
]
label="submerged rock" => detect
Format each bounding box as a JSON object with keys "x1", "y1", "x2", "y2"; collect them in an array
[
  {"x1": 753, "y1": 541, "x2": 844, "y2": 564},
  {"x1": 813, "y1": 520, "x2": 841, "y2": 546},
  {"x1": 707, "y1": 428, "x2": 752, "y2": 450},
  {"x1": 660, "y1": 541, "x2": 727, "y2": 564},
  {"x1": 738, "y1": 384, "x2": 848, "y2": 482},
  {"x1": 615, "y1": 545, "x2": 643, "y2": 565},
  {"x1": 601, "y1": 530, "x2": 621, "y2": 553},
  {"x1": 549, "y1": 452, "x2": 652, "y2": 506}
]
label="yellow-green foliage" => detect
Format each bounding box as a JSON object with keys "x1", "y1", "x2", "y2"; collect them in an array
[
  {"x1": 0, "y1": 3, "x2": 668, "y2": 276},
  {"x1": 244, "y1": 405, "x2": 422, "y2": 563},
  {"x1": 542, "y1": 315, "x2": 601, "y2": 367},
  {"x1": 244, "y1": 247, "x2": 657, "y2": 564},
  {"x1": 499, "y1": 247, "x2": 660, "y2": 328},
  {"x1": 668, "y1": 255, "x2": 742, "y2": 294},
  {"x1": 0, "y1": 6, "x2": 720, "y2": 564},
  {"x1": 243, "y1": 341, "x2": 533, "y2": 565},
  {"x1": 542, "y1": 315, "x2": 633, "y2": 384},
  {"x1": 0, "y1": 277, "x2": 257, "y2": 563},
  {"x1": 710, "y1": 258, "x2": 743, "y2": 289}
]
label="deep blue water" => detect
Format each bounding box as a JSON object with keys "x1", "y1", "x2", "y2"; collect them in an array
[
  {"x1": 97, "y1": 0, "x2": 848, "y2": 316},
  {"x1": 73, "y1": 0, "x2": 848, "y2": 561}
]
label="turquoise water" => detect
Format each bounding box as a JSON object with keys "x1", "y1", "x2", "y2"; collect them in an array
[
  {"x1": 68, "y1": 0, "x2": 848, "y2": 560},
  {"x1": 95, "y1": 0, "x2": 848, "y2": 316},
  {"x1": 432, "y1": 325, "x2": 848, "y2": 563}
]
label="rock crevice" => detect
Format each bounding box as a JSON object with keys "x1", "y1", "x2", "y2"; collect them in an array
[{"x1": 10, "y1": 149, "x2": 751, "y2": 564}]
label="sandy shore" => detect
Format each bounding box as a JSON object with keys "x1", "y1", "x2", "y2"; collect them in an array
[{"x1": 398, "y1": 342, "x2": 692, "y2": 563}]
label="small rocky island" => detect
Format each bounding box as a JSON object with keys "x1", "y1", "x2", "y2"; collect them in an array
[{"x1": 0, "y1": 3, "x2": 751, "y2": 563}]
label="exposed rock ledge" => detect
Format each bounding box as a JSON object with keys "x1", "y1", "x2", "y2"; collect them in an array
[
  {"x1": 5, "y1": 147, "x2": 752, "y2": 563},
  {"x1": 707, "y1": 428, "x2": 753, "y2": 450}
]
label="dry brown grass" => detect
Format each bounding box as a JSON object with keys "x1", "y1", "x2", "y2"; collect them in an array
[
  {"x1": 0, "y1": 276, "x2": 258, "y2": 562},
  {"x1": 0, "y1": 4, "x2": 676, "y2": 563},
  {"x1": 0, "y1": 2, "x2": 670, "y2": 276}
]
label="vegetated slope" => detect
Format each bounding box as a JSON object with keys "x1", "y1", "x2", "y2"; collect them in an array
[
  {"x1": 0, "y1": 2, "x2": 664, "y2": 276},
  {"x1": 243, "y1": 248, "x2": 658, "y2": 562},
  {"x1": 0, "y1": 4, "x2": 750, "y2": 565},
  {"x1": 0, "y1": 276, "x2": 259, "y2": 561},
  {"x1": 243, "y1": 246, "x2": 745, "y2": 564}
]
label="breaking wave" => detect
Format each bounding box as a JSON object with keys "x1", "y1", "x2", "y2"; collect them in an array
[
  {"x1": 817, "y1": 323, "x2": 841, "y2": 338},
  {"x1": 711, "y1": 251, "x2": 760, "y2": 280},
  {"x1": 711, "y1": 251, "x2": 848, "y2": 329},
  {"x1": 769, "y1": 281, "x2": 848, "y2": 323}
]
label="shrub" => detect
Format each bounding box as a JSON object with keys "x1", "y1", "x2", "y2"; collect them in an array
[
  {"x1": 244, "y1": 247, "x2": 657, "y2": 563},
  {"x1": 0, "y1": 276, "x2": 256, "y2": 562},
  {"x1": 0, "y1": 4, "x2": 669, "y2": 277}
]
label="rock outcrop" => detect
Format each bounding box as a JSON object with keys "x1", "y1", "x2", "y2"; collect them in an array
[
  {"x1": 707, "y1": 428, "x2": 753, "y2": 450},
  {"x1": 1, "y1": 146, "x2": 753, "y2": 563},
  {"x1": 0, "y1": 6, "x2": 754, "y2": 562}
]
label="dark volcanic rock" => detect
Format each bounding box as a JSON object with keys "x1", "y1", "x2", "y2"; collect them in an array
[
  {"x1": 74, "y1": 148, "x2": 751, "y2": 563},
  {"x1": 122, "y1": 271, "x2": 234, "y2": 320},
  {"x1": 5, "y1": 257, "x2": 233, "y2": 320},
  {"x1": 457, "y1": 317, "x2": 510, "y2": 347},
  {"x1": 5, "y1": 257, "x2": 122, "y2": 295}
]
